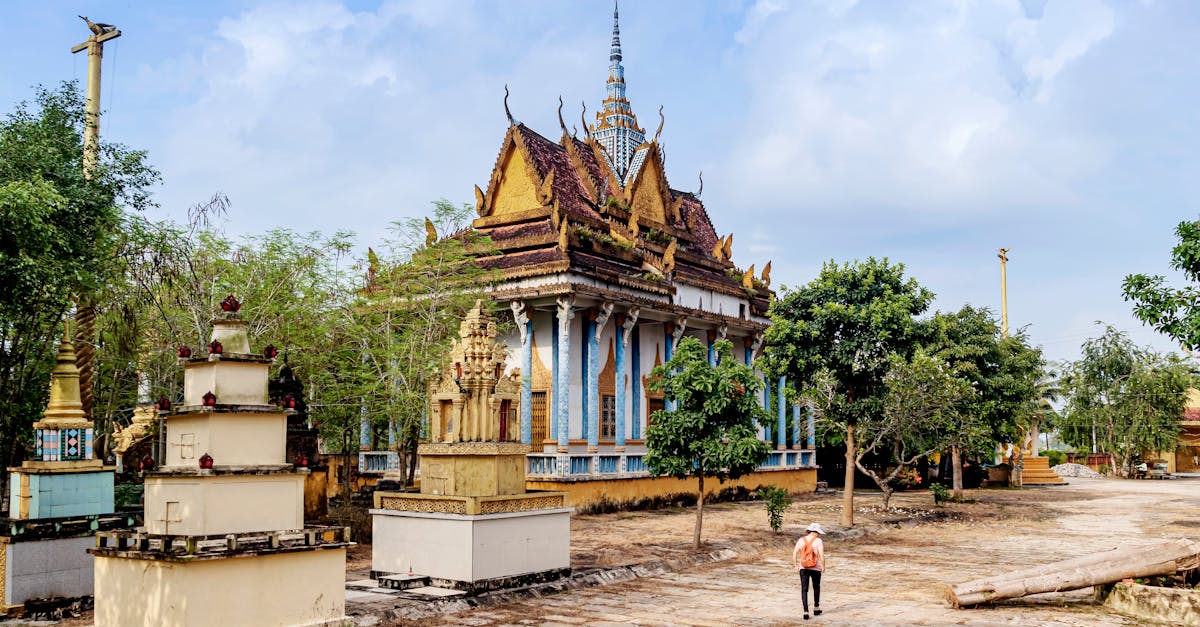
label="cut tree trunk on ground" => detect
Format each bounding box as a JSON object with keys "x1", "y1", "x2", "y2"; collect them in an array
[{"x1": 947, "y1": 538, "x2": 1200, "y2": 608}]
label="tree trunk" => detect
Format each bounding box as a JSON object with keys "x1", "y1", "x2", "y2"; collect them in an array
[
  {"x1": 947, "y1": 538, "x2": 1200, "y2": 607},
  {"x1": 842, "y1": 424, "x2": 855, "y2": 527},
  {"x1": 880, "y1": 484, "x2": 893, "y2": 511},
  {"x1": 694, "y1": 474, "x2": 705, "y2": 549},
  {"x1": 951, "y1": 444, "x2": 964, "y2": 500}
]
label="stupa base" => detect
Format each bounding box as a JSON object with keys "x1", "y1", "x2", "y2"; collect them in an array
[
  {"x1": 371, "y1": 491, "x2": 570, "y2": 589},
  {"x1": 91, "y1": 526, "x2": 350, "y2": 627}
]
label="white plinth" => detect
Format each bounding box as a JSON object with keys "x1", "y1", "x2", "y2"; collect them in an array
[
  {"x1": 94, "y1": 548, "x2": 347, "y2": 627},
  {"x1": 371, "y1": 507, "x2": 570, "y2": 583}
]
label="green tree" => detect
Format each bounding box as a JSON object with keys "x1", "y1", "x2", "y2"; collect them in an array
[
  {"x1": 1123, "y1": 220, "x2": 1200, "y2": 349},
  {"x1": 645, "y1": 337, "x2": 771, "y2": 548},
  {"x1": 870, "y1": 350, "x2": 972, "y2": 509},
  {"x1": 765, "y1": 258, "x2": 933, "y2": 526},
  {"x1": 0, "y1": 82, "x2": 157, "y2": 489},
  {"x1": 924, "y1": 307, "x2": 1048, "y2": 492},
  {"x1": 339, "y1": 199, "x2": 498, "y2": 485},
  {"x1": 1060, "y1": 325, "x2": 1193, "y2": 476}
]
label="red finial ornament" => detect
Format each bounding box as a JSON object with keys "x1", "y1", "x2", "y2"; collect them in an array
[
  {"x1": 202, "y1": 391, "x2": 217, "y2": 407},
  {"x1": 140, "y1": 454, "x2": 156, "y2": 471},
  {"x1": 177, "y1": 345, "x2": 192, "y2": 358},
  {"x1": 199, "y1": 452, "x2": 214, "y2": 469},
  {"x1": 294, "y1": 453, "x2": 308, "y2": 468},
  {"x1": 263, "y1": 344, "x2": 279, "y2": 360},
  {"x1": 156, "y1": 397, "x2": 171, "y2": 411},
  {"x1": 281, "y1": 393, "x2": 297, "y2": 410},
  {"x1": 209, "y1": 340, "x2": 223, "y2": 355},
  {"x1": 220, "y1": 294, "x2": 241, "y2": 312}
]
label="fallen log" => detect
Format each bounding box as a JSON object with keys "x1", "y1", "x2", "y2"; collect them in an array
[{"x1": 947, "y1": 538, "x2": 1200, "y2": 608}]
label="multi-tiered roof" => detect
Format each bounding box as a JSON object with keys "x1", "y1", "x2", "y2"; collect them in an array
[{"x1": 471, "y1": 4, "x2": 772, "y2": 323}]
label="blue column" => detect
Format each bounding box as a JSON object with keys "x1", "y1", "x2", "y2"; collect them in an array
[
  {"x1": 807, "y1": 406, "x2": 816, "y2": 449},
  {"x1": 586, "y1": 318, "x2": 600, "y2": 450},
  {"x1": 615, "y1": 325, "x2": 627, "y2": 449},
  {"x1": 792, "y1": 403, "x2": 801, "y2": 450},
  {"x1": 776, "y1": 376, "x2": 787, "y2": 450},
  {"x1": 632, "y1": 326, "x2": 642, "y2": 440},
  {"x1": 763, "y1": 378, "x2": 772, "y2": 440},
  {"x1": 744, "y1": 345, "x2": 752, "y2": 366},
  {"x1": 520, "y1": 318, "x2": 533, "y2": 445},
  {"x1": 664, "y1": 325, "x2": 676, "y2": 412},
  {"x1": 359, "y1": 401, "x2": 371, "y2": 449},
  {"x1": 556, "y1": 300, "x2": 574, "y2": 451},
  {"x1": 582, "y1": 318, "x2": 592, "y2": 444},
  {"x1": 707, "y1": 337, "x2": 715, "y2": 366},
  {"x1": 551, "y1": 315, "x2": 559, "y2": 441}
]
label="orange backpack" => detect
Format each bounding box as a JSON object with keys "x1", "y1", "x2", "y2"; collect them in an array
[{"x1": 800, "y1": 536, "x2": 819, "y2": 569}]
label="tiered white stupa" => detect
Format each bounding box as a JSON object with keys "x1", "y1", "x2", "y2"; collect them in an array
[{"x1": 91, "y1": 296, "x2": 349, "y2": 627}]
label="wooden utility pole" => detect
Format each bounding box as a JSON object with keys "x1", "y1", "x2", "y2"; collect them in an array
[
  {"x1": 70, "y1": 17, "x2": 120, "y2": 429},
  {"x1": 997, "y1": 248, "x2": 1010, "y2": 338}
]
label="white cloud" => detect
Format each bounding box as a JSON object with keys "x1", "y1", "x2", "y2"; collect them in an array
[{"x1": 719, "y1": 0, "x2": 1117, "y2": 222}]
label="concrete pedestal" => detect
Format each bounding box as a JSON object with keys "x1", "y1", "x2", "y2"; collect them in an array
[
  {"x1": 94, "y1": 545, "x2": 347, "y2": 627},
  {"x1": 372, "y1": 503, "x2": 570, "y2": 588}
]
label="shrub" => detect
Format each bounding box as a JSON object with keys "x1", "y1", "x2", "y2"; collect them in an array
[
  {"x1": 756, "y1": 485, "x2": 791, "y2": 533},
  {"x1": 1045, "y1": 449, "x2": 1066, "y2": 467},
  {"x1": 929, "y1": 483, "x2": 950, "y2": 506}
]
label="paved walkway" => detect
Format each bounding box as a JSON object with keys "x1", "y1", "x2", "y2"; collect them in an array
[{"x1": 382, "y1": 478, "x2": 1198, "y2": 626}]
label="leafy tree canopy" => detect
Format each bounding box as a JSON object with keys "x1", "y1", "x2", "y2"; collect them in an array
[
  {"x1": 644, "y1": 337, "x2": 771, "y2": 546},
  {"x1": 1124, "y1": 220, "x2": 1200, "y2": 350},
  {"x1": 1060, "y1": 325, "x2": 1194, "y2": 476}
]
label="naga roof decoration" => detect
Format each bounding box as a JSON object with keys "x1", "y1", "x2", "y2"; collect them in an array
[{"x1": 466, "y1": 1, "x2": 770, "y2": 316}]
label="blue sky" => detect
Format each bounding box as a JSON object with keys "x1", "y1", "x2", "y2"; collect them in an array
[{"x1": 3, "y1": 0, "x2": 1198, "y2": 365}]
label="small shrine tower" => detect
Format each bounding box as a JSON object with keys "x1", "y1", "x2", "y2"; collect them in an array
[
  {"x1": 372, "y1": 302, "x2": 570, "y2": 592},
  {"x1": 90, "y1": 297, "x2": 349, "y2": 627},
  {"x1": 1, "y1": 319, "x2": 126, "y2": 614}
]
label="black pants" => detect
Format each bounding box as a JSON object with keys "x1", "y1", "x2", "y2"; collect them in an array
[{"x1": 800, "y1": 568, "x2": 822, "y2": 611}]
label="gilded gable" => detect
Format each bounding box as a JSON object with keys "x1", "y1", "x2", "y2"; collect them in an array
[
  {"x1": 628, "y1": 147, "x2": 668, "y2": 225},
  {"x1": 488, "y1": 146, "x2": 543, "y2": 217}
]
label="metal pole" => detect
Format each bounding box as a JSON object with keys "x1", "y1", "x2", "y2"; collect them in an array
[{"x1": 997, "y1": 248, "x2": 1010, "y2": 338}]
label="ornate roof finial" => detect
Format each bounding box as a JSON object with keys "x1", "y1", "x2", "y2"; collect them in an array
[
  {"x1": 654, "y1": 105, "x2": 664, "y2": 143},
  {"x1": 611, "y1": 0, "x2": 622, "y2": 64},
  {"x1": 593, "y1": 0, "x2": 645, "y2": 183},
  {"x1": 557, "y1": 95, "x2": 568, "y2": 136},
  {"x1": 697, "y1": 170, "x2": 704, "y2": 199},
  {"x1": 581, "y1": 100, "x2": 590, "y2": 140},
  {"x1": 504, "y1": 84, "x2": 516, "y2": 126}
]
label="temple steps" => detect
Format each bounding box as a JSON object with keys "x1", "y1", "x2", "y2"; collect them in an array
[{"x1": 1022, "y1": 456, "x2": 1067, "y2": 485}]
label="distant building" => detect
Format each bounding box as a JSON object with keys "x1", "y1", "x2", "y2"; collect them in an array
[{"x1": 460, "y1": 3, "x2": 815, "y2": 504}]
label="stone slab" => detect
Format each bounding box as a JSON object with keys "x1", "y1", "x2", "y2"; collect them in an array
[{"x1": 406, "y1": 586, "x2": 467, "y2": 598}]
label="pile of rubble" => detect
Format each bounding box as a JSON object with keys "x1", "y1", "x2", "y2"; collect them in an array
[{"x1": 1051, "y1": 463, "x2": 1102, "y2": 478}]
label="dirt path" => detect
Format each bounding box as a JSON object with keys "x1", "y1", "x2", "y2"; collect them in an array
[{"x1": 405, "y1": 477, "x2": 1199, "y2": 626}]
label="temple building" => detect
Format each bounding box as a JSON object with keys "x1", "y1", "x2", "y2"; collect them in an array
[{"x1": 464, "y1": 3, "x2": 815, "y2": 504}]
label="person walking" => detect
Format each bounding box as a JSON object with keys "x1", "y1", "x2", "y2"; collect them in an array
[{"x1": 792, "y1": 522, "x2": 826, "y2": 620}]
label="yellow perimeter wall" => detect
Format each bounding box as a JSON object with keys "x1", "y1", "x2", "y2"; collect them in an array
[{"x1": 527, "y1": 468, "x2": 817, "y2": 510}]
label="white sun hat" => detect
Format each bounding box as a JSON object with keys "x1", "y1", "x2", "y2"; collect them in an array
[{"x1": 806, "y1": 522, "x2": 825, "y2": 535}]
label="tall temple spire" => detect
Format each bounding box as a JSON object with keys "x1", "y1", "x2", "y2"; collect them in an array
[{"x1": 592, "y1": 0, "x2": 646, "y2": 185}]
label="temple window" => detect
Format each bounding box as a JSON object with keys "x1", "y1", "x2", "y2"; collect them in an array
[{"x1": 600, "y1": 395, "x2": 616, "y2": 439}]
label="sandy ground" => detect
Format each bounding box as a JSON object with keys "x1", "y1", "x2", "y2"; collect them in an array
[{"x1": 35, "y1": 478, "x2": 1200, "y2": 626}]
